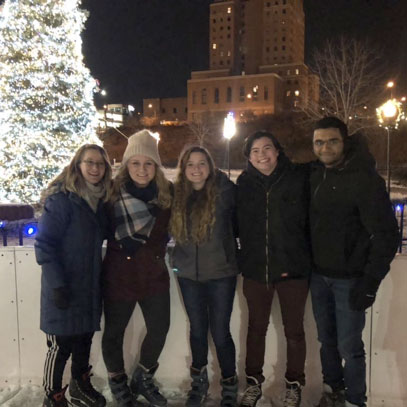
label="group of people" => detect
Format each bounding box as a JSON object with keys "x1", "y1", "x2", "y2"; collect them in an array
[{"x1": 34, "y1": 116, "x2": 400, "y2": 407}]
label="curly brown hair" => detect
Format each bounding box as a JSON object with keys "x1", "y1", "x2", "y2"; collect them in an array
[{"x1": 170, "y1": 145, "x2": 218, "y2": 244}]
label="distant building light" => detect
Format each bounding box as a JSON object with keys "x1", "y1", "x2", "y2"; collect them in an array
[
  {"x1": 294, "y1": 90, "x2": 300, "y2": 96},
  {"x1": 213, "y1": 43, "x2": 217, "y2": 49},
  {"x1": 227, "y1": 7, "x2": 232, "y2": 13},
  {"x1": 148, "y1": 103, "x2": 153, "y2": 108},
  {"x1": 247, "y1": 93, "x2": 252, "y2": 99}
]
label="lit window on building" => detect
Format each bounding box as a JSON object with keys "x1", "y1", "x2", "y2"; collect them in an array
[
  {"x1": 295, "y1": 69, "x2": 299, "y2": 75},
  {"x1": 227, "y1": 87, "x2": 232, "y2": 102},
  {"x1": 294, "y1": 90, "x2": 300, "y2": 96},
  {"x1": 213, "y1": 43, "x2": 217, "y2": 49},
  {"x1": 286, "y1": 90, "x2": 291, "y2": 96},
  {"x1": 227, "y1": 7, "x2": 232, "y2": 13},
  {"x1": 294, "y1": 100, "x2": 299, "y2": 107},
  {"x1": 253, "y1": 85, "x2": 259, "y2": 101},
  {"x1": 287, "y1": 69, "x2": 290, "y2": 75},
  {"x1": 227, "y1": 50, "x2": 231, "y2": 56}
]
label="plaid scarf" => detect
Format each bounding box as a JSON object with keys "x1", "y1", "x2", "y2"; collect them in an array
[{"x1": 114, "y1": 187, "x2": 156, "y2": 245}]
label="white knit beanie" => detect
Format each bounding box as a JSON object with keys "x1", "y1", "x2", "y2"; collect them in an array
[{"x1": 122, "y1": 129, "x2": 162, "y2": 166}]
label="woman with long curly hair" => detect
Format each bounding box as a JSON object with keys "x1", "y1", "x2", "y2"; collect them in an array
[
  {"x1": 170, "y1": 145, "x2": 239, "y2": 407},
  {"x1": 35, "y1": 144, "x2": 112, "y2": 407},
  {"x1": 101, "y1": 130, "x2": 172, "y2": 407}
]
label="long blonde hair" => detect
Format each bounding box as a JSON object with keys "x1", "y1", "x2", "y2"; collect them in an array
[
  {"x1": 41, "y1": 144, "x2": 112, "y2": 203},
  {"x1": 112, "y1": 161, "x2": 172, "y2": 209},
  {"x1": 170, "y1": 145, "x2": 217, "y2": 244}
]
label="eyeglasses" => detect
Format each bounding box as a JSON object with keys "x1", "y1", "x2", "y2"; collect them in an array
[
  {"x1": 313, "y1": 139, "x2": 343, "y2": 147},
  {"x1": 81, "y1": 160, "x2": 106, "y2": 169}
]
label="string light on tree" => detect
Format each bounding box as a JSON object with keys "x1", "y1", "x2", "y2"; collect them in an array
[{"x1": 0, "y1": 0, "x2": 100, "y2": 203}]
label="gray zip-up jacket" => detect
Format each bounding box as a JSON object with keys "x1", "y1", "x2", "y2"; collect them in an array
[{"x1": 172, "y1": 170, "x2": 238, "y2": 281}]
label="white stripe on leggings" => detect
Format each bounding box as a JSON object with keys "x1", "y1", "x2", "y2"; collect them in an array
[{"x1": 43, "y1": 334, "x2": 59, "y2": 393}]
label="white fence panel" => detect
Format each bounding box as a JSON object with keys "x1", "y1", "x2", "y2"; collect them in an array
[
  {"x1": 370, "y1": 254, "x2": 407, "y2": 407},
  {"x1": 14, "y1": 248, "x2": 47, "y2": 386},
  {"x1": 0, "y1": 246, "x2": 406, "y2": 406},
  {"x1": 0, "y1": 249, "x2": 19, "y2": 387}
]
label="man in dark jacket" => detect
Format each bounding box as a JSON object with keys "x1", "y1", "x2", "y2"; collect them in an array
[{"x1": 309, "y1": 117, "x2": 399, "y2": 407}]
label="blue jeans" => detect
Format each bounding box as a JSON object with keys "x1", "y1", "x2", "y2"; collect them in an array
[
  {"x1": 310, "y1": 273, "x2": 367, "y2": 406},
  {"x1": 178, "y1": 276, "x2": 237, "y2": 378}
]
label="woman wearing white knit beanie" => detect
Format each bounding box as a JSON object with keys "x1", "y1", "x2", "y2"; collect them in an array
[{"x1": 102, "y1": 129, "x2": 172, "y2": 407}]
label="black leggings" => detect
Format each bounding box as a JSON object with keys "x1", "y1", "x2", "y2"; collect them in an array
[
  {"x1": 43, "y1": 332, "x2": 93, "y2": 394},
  {"x1": 102, "y1": 291, "x2": 170, "y2": 374}
]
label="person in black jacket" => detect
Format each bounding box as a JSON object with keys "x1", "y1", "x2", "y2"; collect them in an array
[
  {"x1": 170, "y1": 145, "x2": 239, "y2": 407},
  {"x1": 35, "y1": 144, "x2": 112, "y2": 407},
  {"x1": 309, "y1": 117, "x2": 399, "y2": 407},
  {"x1": 236, "y1": 131, "x2": 311, "y2": 407}
]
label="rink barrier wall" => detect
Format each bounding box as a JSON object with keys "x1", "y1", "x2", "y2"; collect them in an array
[{"x1": 0, "y1": 247, "x2": 406, "y2": 406}]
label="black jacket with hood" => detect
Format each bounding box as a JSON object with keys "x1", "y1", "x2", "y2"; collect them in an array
[
  {"x1": 236, "y1": 154, "x2": 312, "y2": 285},
  {"x1": 310, "y1": 133, "x2": 399, "y2": 281}
]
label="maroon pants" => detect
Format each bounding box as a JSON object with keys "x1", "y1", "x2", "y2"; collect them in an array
[{"x1": 243, "y1": 277, "x2": 309, "y2": 385}]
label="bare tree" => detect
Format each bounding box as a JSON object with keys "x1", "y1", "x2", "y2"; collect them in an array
[
  {"x1": 187, "y1": 117, "x2": 212, "y2": 146},
  {"x1": 303, "y1": 36, "x2": 385, "y2": 132}
]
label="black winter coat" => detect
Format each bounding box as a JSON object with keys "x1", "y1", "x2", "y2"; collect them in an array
[
  {"x1": 236, "y1": 155, "x2": 312, "y2": 285},
  {"x1": 172, "y1": 170, "x2": 238, "y2": 281},
  {"x1": 310, "y1": 134, "x2": 399, "y2": 280},
  {"x1": 35, "y1": 191, "x2": 108, "y2": 336}
]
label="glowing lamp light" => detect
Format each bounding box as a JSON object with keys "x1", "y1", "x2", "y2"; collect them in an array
[
  {"x1": 23, "y1": 223, "x2": 38, "y2": 237},
  {"x1": 396, "y1": 205, "x2": 402, "y2": 212},
  {"x1": 151, "y1": 132, "x2": 160, "y2": 142},
  {"x1": 223, "y1": 112, "x2": 236, "y2": 140},
  {"x1": 128, "y1": 105, "x2": 135, "y2": 112},
  {"x1": 376, "y1": 99, "x2": 403, "y2": 129},
  {"x1": 0, "y1": 220, "x2": 6, "y2": 228}
]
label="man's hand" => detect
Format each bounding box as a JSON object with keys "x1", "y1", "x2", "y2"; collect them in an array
[
  {"x1": 349, "y1": 274, "x2": 381, "y2": 311},
  {"x1": 53, "y1": 286, "x2": 70, "y2": 309}
]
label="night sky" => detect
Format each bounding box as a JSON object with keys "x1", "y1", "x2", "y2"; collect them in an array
[
  {"x1": 82, "y1": 0, "x2": 407, "y2": 111},
  {"x1": 3, "y1": 1, "x2": 407, "y2": 110}
]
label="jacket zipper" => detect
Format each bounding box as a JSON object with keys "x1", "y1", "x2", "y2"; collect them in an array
[
  {"x1": 313, "y1": 168, "x2": 327, "y2": 200},
  {"x1": 312, "y1": 168, "x2": 327, "y2": 232},
  {"x1": 195, "y1": 244, "x2": 199, "y2": 281},
  {"x1": 265, "y1": 190, "x2": 270, "y2": 288}
]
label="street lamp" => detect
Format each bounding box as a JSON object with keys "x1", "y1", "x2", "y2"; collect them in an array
[
  {"x1": 223, "y1": 112, "x2": 236, "y2": 178},
  {"x1": 376, "y1": 98, "x2": 403, "y2": 194}
]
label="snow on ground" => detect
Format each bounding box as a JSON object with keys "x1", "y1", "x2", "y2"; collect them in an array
[{"x1": 0, "y1": 383, "x2": 310, "y2": 407}]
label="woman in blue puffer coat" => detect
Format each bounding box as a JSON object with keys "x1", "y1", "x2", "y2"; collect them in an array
[{"x1": 35, "y1": 144, "x2": 112, "y2": 407}]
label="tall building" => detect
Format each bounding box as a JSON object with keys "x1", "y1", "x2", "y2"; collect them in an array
[{"x1": 187, "y1": 0, "x2": 318, "y2": 122}]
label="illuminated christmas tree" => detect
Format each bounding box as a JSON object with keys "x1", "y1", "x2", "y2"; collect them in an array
[{"x1": 0, "y1": 0, "x2": 99, "y2": 203}]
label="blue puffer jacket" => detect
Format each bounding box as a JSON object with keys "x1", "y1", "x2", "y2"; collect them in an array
[{"x1": 35, "y1": 191, "x2": 108, "y2": 336}]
